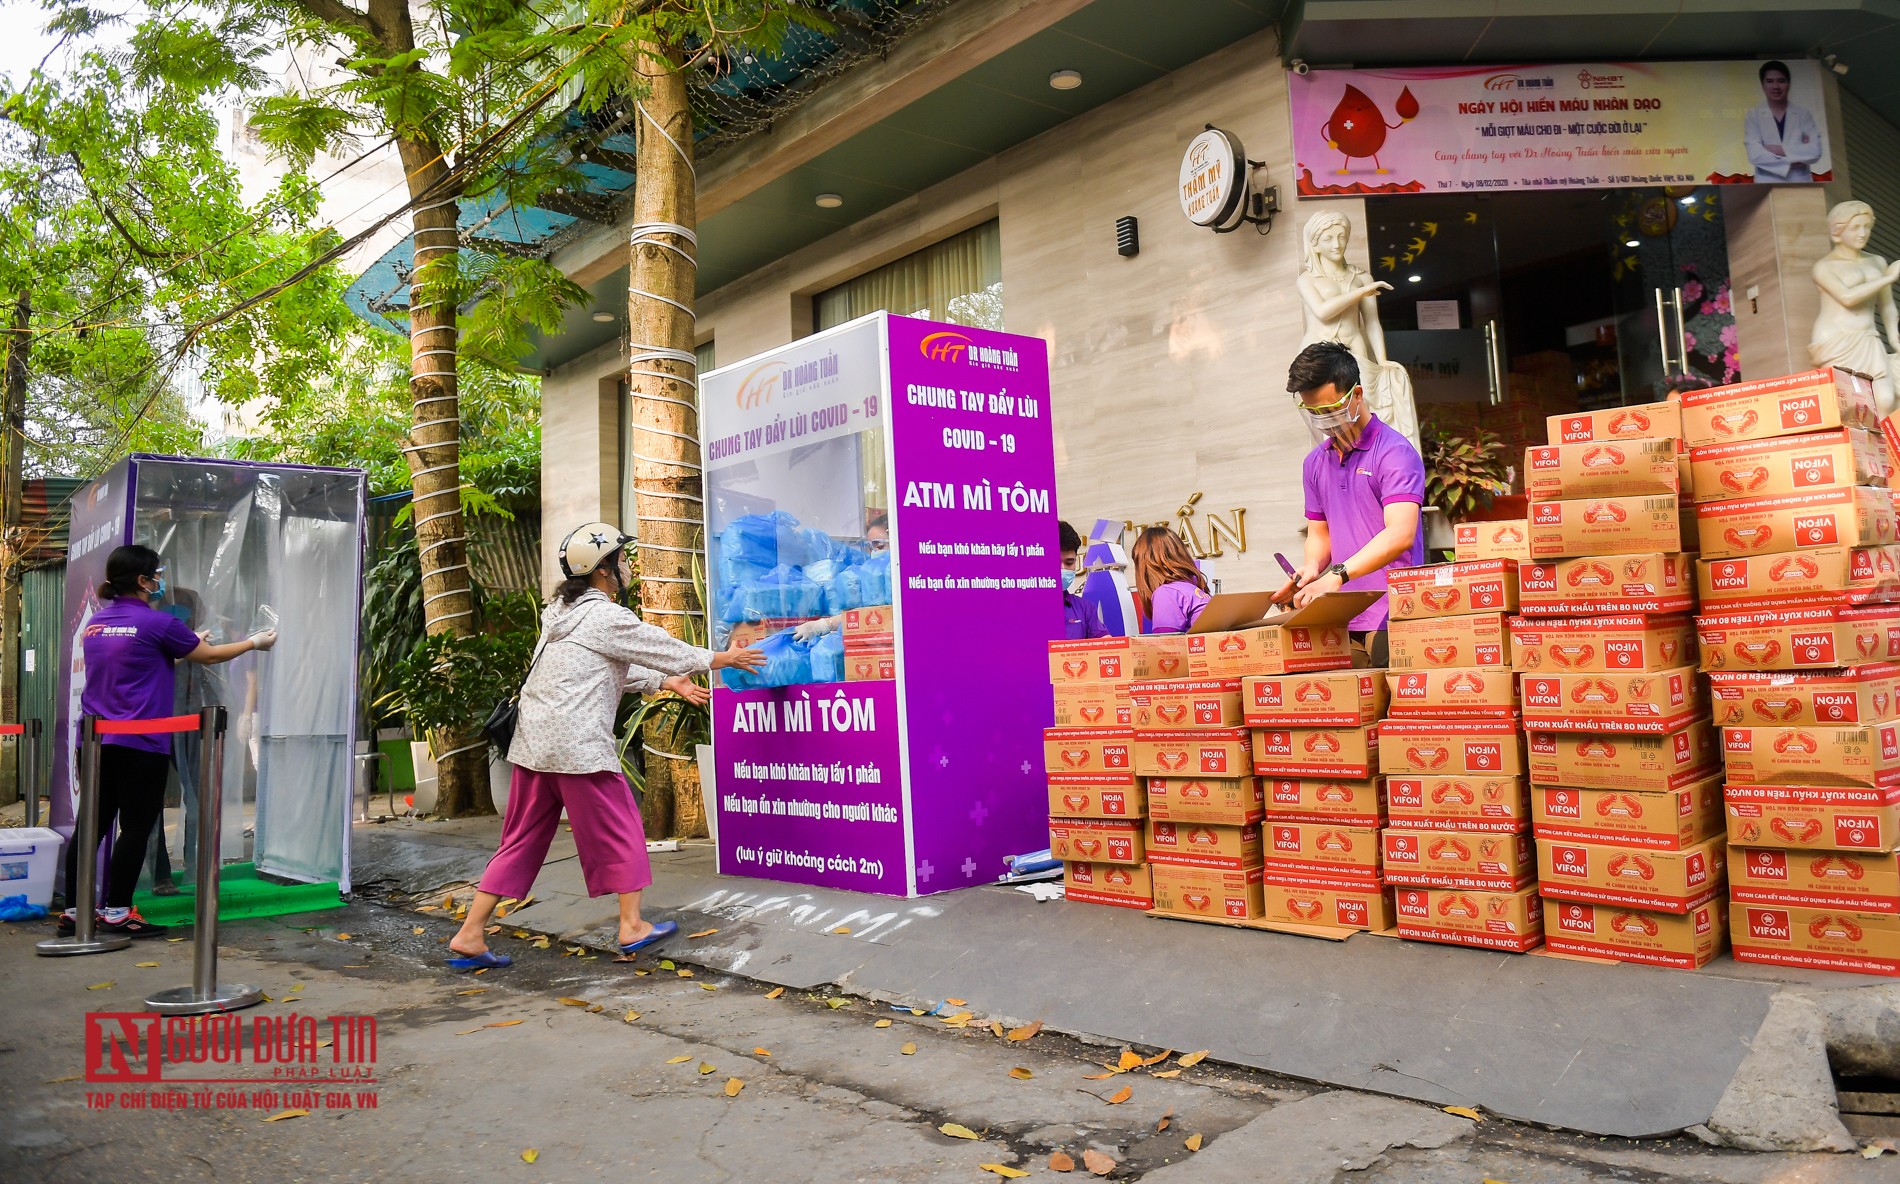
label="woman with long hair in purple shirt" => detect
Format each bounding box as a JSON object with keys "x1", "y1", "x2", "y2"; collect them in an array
[{"x1": 1131, "y1": 528, "x2": 1209, "y2": 634}]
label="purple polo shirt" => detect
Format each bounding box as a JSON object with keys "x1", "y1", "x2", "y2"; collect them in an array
[
  {"x1": 1302, "y1": 414, "x2": 1426, "y2": 632},
  {"x1": 1145, "y1": 581, "x2": 1211, "y2": 634},
  {"x1": 80, "y1": 597, "x2": 201, "y2": 753}
]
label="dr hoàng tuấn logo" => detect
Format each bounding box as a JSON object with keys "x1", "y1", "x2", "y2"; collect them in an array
[
  {"x1": 920, "y1": 330, "x2": 1020, "y2": 373},
  {"x1": 734, "y1": 349, "x2": 842, "y2": 410}
]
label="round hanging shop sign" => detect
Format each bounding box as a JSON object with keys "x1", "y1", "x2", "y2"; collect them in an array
[{"x1": 1180, "y1": 127, "x2": 1246, "y2": 229}]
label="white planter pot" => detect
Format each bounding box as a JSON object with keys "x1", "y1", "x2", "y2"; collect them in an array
[
  {"x1": 409, "y1": 740, "x2": 439, "y2": 815},
  {"x1": 1423, "y1": 507, "x2": 1457, "y2": 553},
  {"x1": 696, "y1": 743, "x2": 716, "y2": 844}
]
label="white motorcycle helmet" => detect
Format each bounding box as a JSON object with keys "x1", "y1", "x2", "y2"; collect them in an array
[{"x1": 558, "y1": 521, "x2": 633, "y2": 579}]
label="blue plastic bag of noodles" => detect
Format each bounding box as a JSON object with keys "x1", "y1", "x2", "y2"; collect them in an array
[
  {"x1": 722, "y1": 628, "x2": 814, "y2": 690},
  {"x1": 741, "y1": 564, "x2": 827, "y2": 620},
  {"x1": 856, "y1": 550, "x2": 893, "y2": 606},
  {"x1": 720, "y1": 510, "x2": 802, "y2": 568},
  {"x1": 808, "y1": 630, "x2": 845, "y2": 683}
]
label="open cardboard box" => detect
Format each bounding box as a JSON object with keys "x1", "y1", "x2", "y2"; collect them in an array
[{"x1": 1182, "y1": 590, "x2": 1381, "y2": 677}]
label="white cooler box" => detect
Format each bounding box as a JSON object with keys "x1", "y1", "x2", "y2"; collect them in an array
[{"x1": 0, "y1": 827, "x2": 62, "y2": 910}]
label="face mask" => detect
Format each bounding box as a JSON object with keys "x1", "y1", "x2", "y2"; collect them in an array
[{"x1": 147, "y1": 577, "x2": 167, "y2": 601}]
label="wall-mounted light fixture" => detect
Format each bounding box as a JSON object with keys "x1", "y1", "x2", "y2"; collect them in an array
[
  {"x1": 1115, "y1": 216, "x2": 1139, "y2": 257},
  {"x1": 1049, "y1": 69, "x2": 1083, "y2": 91},
  {"x1": 815, "y1": 193, "x2": 844, "y2": 209}
]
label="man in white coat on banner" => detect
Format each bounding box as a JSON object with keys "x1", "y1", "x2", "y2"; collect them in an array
[{"x1": 1744, "y1": 60, "x2": 1824, "y2": 183}]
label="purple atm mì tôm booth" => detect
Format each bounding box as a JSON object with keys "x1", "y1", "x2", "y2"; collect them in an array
[{"x1": 699, "y1": 313, "x2": 1058, "y2": 897}]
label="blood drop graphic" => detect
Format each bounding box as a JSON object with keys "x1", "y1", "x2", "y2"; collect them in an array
[{"x1": 1321, "y1": 84, "x2": 1412, "y2": 175}]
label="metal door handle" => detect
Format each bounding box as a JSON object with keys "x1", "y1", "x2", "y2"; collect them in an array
[{"x1": 1654, "y1": 288, "x2": 1677, "y2": 371}]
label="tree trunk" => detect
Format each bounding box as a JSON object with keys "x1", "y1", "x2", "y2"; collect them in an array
[
  {"x1": 625, "y1": 42, "x2": 705, "y2": 837},
  {"x1": 379, "y1": 0, "x2": 488, "y2": 816},
  {"x1": 0, "y1": 289, "x2": 29, "y2": 806},
  {"x1": 638, "y1": 754, "x2": 674, "y2": 843}
]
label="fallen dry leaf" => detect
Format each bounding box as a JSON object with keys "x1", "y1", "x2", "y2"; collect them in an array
[
  {"x1": 1143, "y1": 1049, "x2": 1173, "y2": 1067},
  {"x1": 1153, "y1": 1069, "x2": 1182, "y2": 1079},
  {"x1": 990, "y1": 1021, "x2": 1006, "y2": 1038},
  {"x1": 765, "y1": 987, "x2": 785, "y2": 999},
  {"x1": 722, "y1": 1075, "x2": 744, "y2": 1097},
  {"x1": 1177, "y1": 1050, "x2": 1208, "y2": 1068},
  {"x1": 335, "y1": 933, "x2": 351, "y2": 941},
  {"x1": 874, "y1": 1019, "x2": 893, "y2": 1029},
  {"x1": 1082, "y1": 1072, "x2": 1114, "y2": 1080},
  {"x1": 753, "y1": 1047, "x2": 771, "y2": 1057},
  {"x1": 827, "y1": 998, "x2": 850, "y2": 1010},
  {"x1": 1008, "y1": 1067, "x2": 1033, "y2": 1080},
  {"x1": 134, "y1": 962, "x2": 159, "y2": 969},
  {"x1": 1108, "y1": 1085, "x2": 1132, "y2": 1105},
  {"x1": 43, "y1": 1075, "x2": 83, "y2": 1084},
  {"x1": 558, "y1": 997, "x2": 589, "y2": 1007},
  {"x1": 697, "y1": 1063, "x2": 716, "y2": 1075},
  {"x1": 1082, "y1": 1148, "x2": 1116, "y2": 1176},
  {"x1": 677, "y1": 968, "x2": 694, "y2": 978},
  {"x1": 1116, "y1": 1049, "x2": 1142, "y2": 1072},
  {"x1": 1049, "y1": 1149, "x2": 1076, "y2": 1172},
  {"x1": 1185, "y1": 1133, "x2": 1203, "y2": 1152},
  {"x1": 1158, "y1": 1109, "x2": 1173, "y2": 1132},
  {"x1": 689, "y1": 928, "x2": 719, "y2": 939},
  {"x1": 456, "y1": 988, "x2": 488, "y2": 996},
  {"x1": 485, "y1": 1020, "x2": 524, "y2": 1029},
  {"x1": 530, "y1": 936, "x2": 551, "y2": 949},
  {"x1": 832, "y1": 926, "x2": 851, "y2": 935},
  {"x1": 665, "y1": 1055, "x2": 692, "y2": 1065},
  {"x1": 484, "y1": 925, "x2": 500, "y2": 935},
  {"x1": 660, "y1": 960, "x2": 675, "y2": 970},
  {"x1": 1443, "y1": 1106, "x2": 1483, "y2": 1122},
  {"x1": 623, "y1": 1011, "x2": 640, "y2": 1024},
  {"x1": 942, "y1": 1011, "x2": 975, "y2": 1025},
  {"x1": 442, "y1": 895, "x2": 455, "y2": 909},
  {"x1": 85, "y1": 982, "x2": 113, "y2": 991},
  {"x1": 166, "y1": 937, "x2": 187, "y2": 942},
  {"x1": 1007, "y1": 1021, "x2": 1043, "y2": 1042},
  {"x1": 699, "y1": 984, "x2": 717, "y2": 992},
  {"x1": 411, "y1": 926, "x2": 425, "y2": 935},
  {"x1": 263, "y1": 1109, "x2": 309, "y2": 1123},
  {"x1": 1861, "y1": 1144, "x2": 1890, "y2": 1159},
  {"x1": 979, "y1": 1166, "x2": 1028, "y2": 1179},
  {"x1": 562, "y1": 947, "x2": 583, "y2": 957},
  {"x1": 945, "y1": 997, "x2": 967, "y2": 1006},
  {"x1": 587, "y1": 1004, "x2": 604, "y2": 1013},
  {"x1": 939, "y1": 1122, "x2": 980, "y2": 1140},
  {"x1": 901, "y1": 1042, "x2": 918, "y2": 1055},
  {"x1": 513, "y1": 930, "x2": 530, "y2": 939},
  {"x1": 521, "y1": 1149, "x2": 538, "y2": 1164}
]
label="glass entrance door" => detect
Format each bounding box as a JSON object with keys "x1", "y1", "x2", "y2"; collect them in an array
[{"x1": 1605, "y1": 187, "x2": 1740, "y2": 405}]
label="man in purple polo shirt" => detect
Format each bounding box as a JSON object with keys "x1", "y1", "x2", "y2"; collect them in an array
[{"x1": 1278, "y1": 342, "x2": 1424, "y2": 666}]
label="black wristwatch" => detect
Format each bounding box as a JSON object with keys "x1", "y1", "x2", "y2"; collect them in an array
[{"x1": 1327, "y1": 562, "x2": 1351, "y2": 583}]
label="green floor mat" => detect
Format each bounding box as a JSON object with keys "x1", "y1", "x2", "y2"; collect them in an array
[{"x1": 133, "y1": 862, "x2": 343, "y2": 924}]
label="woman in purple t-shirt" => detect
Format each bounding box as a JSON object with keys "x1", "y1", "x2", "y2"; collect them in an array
[
  {"x1": 1131, "y1": 528, "x2": 1210, "y2": 634},
  {"x1": 58, "y1": 545, "x2": 277, "y2": 939}
]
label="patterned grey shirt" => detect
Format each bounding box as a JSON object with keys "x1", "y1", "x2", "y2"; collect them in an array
[{"x1": 506, "y1": 590, "x2": 711, "y2": 775}]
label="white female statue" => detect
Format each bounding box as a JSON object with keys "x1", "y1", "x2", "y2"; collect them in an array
[
  {"x1": 1296, "y1": 210, "x2": 1420, "y2": 448},
  {"x1": 1811, "y1": 199, "x2": 1900, "y2": 415}
]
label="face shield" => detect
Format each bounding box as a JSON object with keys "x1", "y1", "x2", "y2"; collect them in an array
[{"x1": 1298, "y1": 385, "x2": 1367, "y2": 448}]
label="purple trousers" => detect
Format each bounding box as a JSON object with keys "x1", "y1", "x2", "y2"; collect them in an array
[{"x1": 478, "y1": 765, "x2": 653, "y2": 900}]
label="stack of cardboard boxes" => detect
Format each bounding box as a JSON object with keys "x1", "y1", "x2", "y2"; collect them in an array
[
  {"x1": 841, "y1": 606, "x2": 897, "y2": 681},
  {"x1": 1511, "y1": 399, "x2": 1729, "y2": 968},
  {"x1": 1684, "y1": 368, "x2": 1900, "y2": 976},
  {"x1": 1134, "y1": 681, "x2": 1263, "y2": 920},
  {"x1": 1378, "y1": 560, "x2": 1541, "y2": 951}
]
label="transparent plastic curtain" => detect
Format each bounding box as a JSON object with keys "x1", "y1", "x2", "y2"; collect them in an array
[{"x1": 132, "y1": 460, "x2": 364, "y2": 888}]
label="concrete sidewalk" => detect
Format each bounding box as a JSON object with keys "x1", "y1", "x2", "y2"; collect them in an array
[{"x1": 349, "y1": 816, "x2": 1891, "y2": 1143}]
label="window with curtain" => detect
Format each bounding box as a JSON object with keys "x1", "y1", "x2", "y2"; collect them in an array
[
  {"x1": 814, "y1": 220, "x2": 1002, "y2": 331},
  {"x1": 619, "y1": 339, "x2": 716, "y2": 536}
]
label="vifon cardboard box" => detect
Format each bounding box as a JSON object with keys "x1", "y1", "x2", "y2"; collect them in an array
[
  {"x1": 1385, "y1": 667, "x2": 1520, "y2": 718},
  {"x1": 1047, "y1": 777, "x2": 1146, "y2": 819},
  {"x1": 1531, "y1": 776, "x2": 1725, "y2": 851},
  {"x1": 1048, "y1": 635, "x2": 1189, "y2": 684},
  {"x1": 1696, "y1": 546, "x2": 1900, "y2": 608},
  {"x1": 1695, "y1": 485, "x2": 1896, "y2": 561},
  {"x1": 1262, "y1": 821, "x2": 1383, "y2": 891},
  {"x1": 1687, "y1": 426, "x2": 1890, "y2": 503},
  {"x1": 1250, "y1": 724, "x2": 1378, "y2": 779},
  {"x1": 1724, "y1": 782, "x2": 1900, "y2": 852},
  {"x1": 1386, "y1": 775, "x2": 1531, "y2": 832},
  {"x1": 1526, "y1": 720, "x2": 1719, "y2": 791},
  {"x1": 1378, "y1": 718, "x2": 1525, "y2": 777},
  {"x1": 1455, "y1": 519, "x2": 1533, "y2": 563},
  {"x1": 1527, "y1": 494, "x2": 1682, "y2": 560},
  {"x1": 1728, "y1": 845, "x2": 1900, "y2": 913},
  {"x1": 1535, "y1": 834, "x2": 1726, "y2": 912},
  {"x1": 1043, "y1": 727, "x2": 1134, "y2": 780},
  {"x1": 1147, "y1": 776, "x2": 1266, "y2": 826},
  {"x1": 1548, "y1": 399, "x2": 1683, "y2": 446},
  {"x1": 1050, "y1": 682, "x2": 1133, "y2": 729},
  {"x1": 1720, "y1": 721, "x2": 1900, "y2": 787},
  {"x1": 1062, "y1": 860, "x2": 1153, "y2": 910},
  {"x1": 1180, "y1": 590, "x2": 1378, "y2": 678},
  {"x1": 1151, "y1": 862, "x2": 1265, "y2": 920},
  {"x1": 843, "y1": 642, "x2": 896, "y2": 682},
  {"x1": 1680, "y1": 366, "x2": 1878, "y2": 449},
  {"x1": 1132, "y1": 729, "x2": 1251, "y2": 778},
  {"x1": 842, "y1": 604, "x2": 896, "y2": 638},
  {"x1": 1519, "y1": 665, "x2": 1704, "y2": 733},
  {"x1": 1387, "y1": 612, "x2": 1513, "y2": 670},
  {"x1": 1543, "y1": 896, "x2": 1727, "y2": 969},
  {"x1": 1385, "y1": 559, "x2": 1519, "y2": 621},
  {"x1": 1146, "y1": 820, "x2": 1263, "y2": 869},
  {"x1": 1393, "y1": 885, "x2": 1544, "y2": 952},
  {"x1": 1128, "y1": 680, "x2": 1244, "y2": 730},
  {"x1": 1242, "y1": 670, "x2": 1388, "y2": 727},
  {"x1": 1264, "y1": 776, "x2": 1385, "y2": 827},
  {"x1": 1510, "y1": 613, "x2": 1696, "y2": 674},
  {"x1": 1263, "y1": 883, "x2": 1397, "y2": 932},
  {"x1": 1516, "y1": 553, "x2": 1696, "y2": 616},
  {"x1": 1047, "y1": 818, "x2": 1144, "y2": 865},
  {"x1": 1380, "y1": 828, "x2": 1538, "y2": 890},
  {"x1": 1696, "y1": 603, "x2": 1900, "y2": 672},
  {"x1": 1730, "y1": 902, "x2": 1900, "y2": 976},
  {"x1": 1525, "y1": 436, "x2": 1680, "y2": 500},
  {"x1": 1707, "y1": 664, "x2": 1900, "y2": 726}
]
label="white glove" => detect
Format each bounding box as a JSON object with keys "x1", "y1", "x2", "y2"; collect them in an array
[
  {"x1": 250, "y1": 629, "x2": 279, "y2": 652},
  {"x1": 793, "y1": 617, "x2": 838, "y2": 643}
]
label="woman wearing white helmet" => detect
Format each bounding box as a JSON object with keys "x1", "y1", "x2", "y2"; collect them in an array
[{"x1": 448, "y1": 522, "x2": 765, "y2": 969}]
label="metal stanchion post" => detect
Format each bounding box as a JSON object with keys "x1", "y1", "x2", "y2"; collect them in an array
[
  {"x1": 37, "y1": 717, "x2": 131, "y2": 956},
  {"x1": 24, "y1": 718, "x2": 41, "y2": 829},
  {"x1": 146, "y1": 706, "x2": 260, "y2": 1014}
]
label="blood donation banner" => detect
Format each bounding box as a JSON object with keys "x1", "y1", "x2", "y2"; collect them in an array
[{"x1": 1289, "y1": 59, "x2": 1835, "y2": 197}]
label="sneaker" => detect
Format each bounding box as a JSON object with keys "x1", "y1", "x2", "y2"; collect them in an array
[
  {"x1": 56, "y1": 911, "x2": 76, "y2": 936},
  {"x1": 98, "y1": 909, "x2": 169, "y2": 939}
]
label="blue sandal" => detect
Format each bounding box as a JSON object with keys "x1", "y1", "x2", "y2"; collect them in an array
[
  {"x1": 447, "y1": 949, "x2": 513, "y2": 971},
  {"x1": 619, "y1": 920, "x2": 677, "y2": 954}
]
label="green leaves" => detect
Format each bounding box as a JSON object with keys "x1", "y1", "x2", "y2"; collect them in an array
[{"x1": 1422, "y1": 425, "x2": 1515, "y2": 521}]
